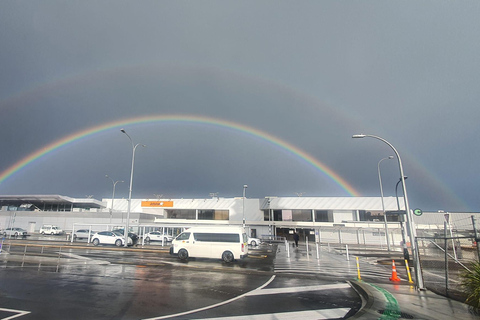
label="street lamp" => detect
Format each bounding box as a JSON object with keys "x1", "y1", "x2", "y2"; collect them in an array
[
  {"x1": 396, "y1": 176, "x2": 409, "y2": 261},
  {"x1": 353, "y1": 134, "x2": 424, "y2": 289},
  {"x1": 242, "y1": 185, "x2": 248, "y2": 228},
  {"x1": 121, "y1": 129, "x2": 146, "y2": 247},
  {"x1": 105, "y1": 175, "x2": 124, "y2": 225},
  {"x1": 378, "y1": 156, "x2": 394, "y2": 251}
]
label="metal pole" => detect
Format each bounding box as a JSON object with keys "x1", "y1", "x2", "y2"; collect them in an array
[
  {"x1": 444, "y1": 221, "x2": 449, "y2": 297},
  {"x1": 106, "y1": 175, "x2": 123, "y2": 225},
  {"x1": 121, "y1": 129, "x2": 145, "y2": 248},
  {"x1": 242, "y1": 185, "x2": 247, "y2": 228},
  {"x1": 378, "y1": 156, "x2": 393, "y2": 251},
  {"x1": 353, "y1": 134, "x2": 424, "y2": 289},
  {"x1": 472, "y1": 216, "x2": 480, "y2": 262}
]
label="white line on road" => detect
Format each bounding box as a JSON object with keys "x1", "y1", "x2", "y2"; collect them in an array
[
  {"x1": 0, "y1": 307, "x2": 31, "y2": 320},
  {"x1": 190, "y1": 308, "x2": 351, "y2": 320},
  {"x1": 143, "y1": 275, "x2": 277, "y2": 320},
  {"x1": 246, "y1": 283, "x2": 351, "y2": 296}
]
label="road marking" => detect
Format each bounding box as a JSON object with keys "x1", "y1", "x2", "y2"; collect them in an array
[
  {"x1": 246, "y1": 283, "x2": 351, "y2": 296},
  {"x1": 143, "y1": 275, "x2": 276, "y2": 320},
  {"x1": 0, "y1": 307, "x2": 31, "y2": 319},
  {"x1": 190, "y1": 308, "x2": 351, "y2": 320}
]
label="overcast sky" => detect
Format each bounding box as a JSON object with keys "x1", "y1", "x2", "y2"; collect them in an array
[{"x1": 1, "y1": 1, "x2": 479, "y2": 212}]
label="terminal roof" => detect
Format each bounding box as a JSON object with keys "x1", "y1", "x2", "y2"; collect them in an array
[{"x1": 0, "y1": 195, "x2": 105, "y2": 209}]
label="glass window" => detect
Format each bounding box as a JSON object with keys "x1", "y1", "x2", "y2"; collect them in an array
[
  {"x1": 166, "y1": 209, "x2": 195, "y2": 219},
  {"x1": 198, "y1": 210, "x2": 229, "y2": 220},
  {"x1": 193, "y1": 233, "x2": 239, "y2": 243},
  {"x1": 176, "y1": 232, "x2": 190, "y2": 241},
  {"x1": 292, "y1": 210, "x2": 312, "y2": 222},
  {"x1": 315, "y1": 210, "x2": 331, "y2": 222}
]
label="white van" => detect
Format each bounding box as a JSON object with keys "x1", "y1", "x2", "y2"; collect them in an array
[
  {"x1": 170, "y1": 227, "x2": 248, "y2": 263},
  {"x1": 39, "y1": 225, "x2": 64, "y2": 235}
]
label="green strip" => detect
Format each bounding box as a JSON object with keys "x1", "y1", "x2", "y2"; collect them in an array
[{"x1": 370, "y1": 284, "x2": 401, "y2": 319}]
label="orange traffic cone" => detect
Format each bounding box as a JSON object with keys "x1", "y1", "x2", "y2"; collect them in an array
[{"x1": 389, "y1": 260, "x2": 401, "y2": 282}]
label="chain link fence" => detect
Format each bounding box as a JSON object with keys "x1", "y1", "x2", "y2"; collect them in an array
[{"x1": 415, "y1": 215, "x2": 480, "y2": 301}]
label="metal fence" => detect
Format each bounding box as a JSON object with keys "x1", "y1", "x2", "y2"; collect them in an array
[{"x1": 416, "y1": 229, "x2": 479, "y2": 300}]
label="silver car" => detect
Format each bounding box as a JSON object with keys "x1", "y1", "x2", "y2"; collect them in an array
[
  {"x1": 3, "y1": 228, "x2": 28, "y2": 238},
  {"x1": 73, "y1": 229, "x2": 94, "y2": 240},
  {"x1": 144, "y1": 231, "x2": 173, "y2": 243},
  {"x1": 247, "y1": 237, "x2": 261, "y2": 246}
]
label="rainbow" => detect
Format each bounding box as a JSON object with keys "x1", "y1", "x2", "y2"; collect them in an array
[{"x1": 0, "y1": 114, "x2": 360, "y2": 196}]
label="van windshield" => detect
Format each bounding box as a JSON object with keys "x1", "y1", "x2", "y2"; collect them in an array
[{"x1": 176, "y1": 232, "x2": 190, "y2": 241}]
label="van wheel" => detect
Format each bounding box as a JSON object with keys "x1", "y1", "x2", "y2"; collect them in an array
[
  {"x1": 41, "y1": 231, "x2": 45, "y2": 235},
  {"x1": 92, "y1": 238, "x2": 100, "y2": 246},
  {"x1": 178, "y1": 249, "x2": 188, "y2": 261},
  {"x1": 222, "y1": 251, "x2": 234, "y2": 263}
]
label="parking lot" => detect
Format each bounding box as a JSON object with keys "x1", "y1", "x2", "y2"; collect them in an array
[{"x1": 0, "y1": 238, "x2": 362, "y2": 319}]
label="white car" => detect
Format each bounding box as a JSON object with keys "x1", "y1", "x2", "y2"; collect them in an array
[
  {"x1": 91, "y1": 231, "x2": 133, "y2": 247},
  {"x1": 247, "y1": 237, "x2": 261, "y2": 246},
  {"x1": 144, "y1": 231, "x2": 173, "y2": 243},
  {"x1": 40, "y1": 225, "x2": 64, "y2": 235},
  {"x1": 3, "y1": 228, "x2": 28, "y2": 238}
]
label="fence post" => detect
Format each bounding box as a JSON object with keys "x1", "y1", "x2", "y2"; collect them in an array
[
  {"x1": 306, "y1": 236, "x2": 309, "y2": 259},
  {"x1": 444, "y1": 221, "x2": 449, "y2": 297},
  {"x1": 346, "y1": 244, "x2": 350, "y2": 261},
  {"x1": 472, "y1": 216, "x2": 480, "y2": 262}
]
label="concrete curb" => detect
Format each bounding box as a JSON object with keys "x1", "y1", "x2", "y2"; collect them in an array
[{"x1": 348, "y1": 280, "x2": 391, "y2": 319}]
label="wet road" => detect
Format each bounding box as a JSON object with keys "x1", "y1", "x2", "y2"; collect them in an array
[{"x1": 0, "y1": 241, "x2": 361, "y2": 319}]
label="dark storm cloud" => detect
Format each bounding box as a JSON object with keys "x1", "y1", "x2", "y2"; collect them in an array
[{"x1": 1, "y1": 1, "x2": 479, "y2": 211}]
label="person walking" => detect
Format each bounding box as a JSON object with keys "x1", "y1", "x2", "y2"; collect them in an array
[{"x1": 293, "y1": 231, "x2": 299, "y2": 248}]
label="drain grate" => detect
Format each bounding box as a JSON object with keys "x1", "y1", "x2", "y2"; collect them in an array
[{"x1": 378, "y1": 309, "x2": 414, "y2": 319}]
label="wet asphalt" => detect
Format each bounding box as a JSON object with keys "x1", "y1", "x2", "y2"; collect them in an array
[{"x1": 0, "y1": 239, "x2": 362, "y2": 319}]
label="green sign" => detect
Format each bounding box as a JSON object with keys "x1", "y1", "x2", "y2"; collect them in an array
[{"x1": 413, "y1": 208, "x2": 423, "y2": 216}]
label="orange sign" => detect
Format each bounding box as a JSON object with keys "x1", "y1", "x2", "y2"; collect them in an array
[{"x1": 141, "y1": 201, "x2": 174, "y2": 207}]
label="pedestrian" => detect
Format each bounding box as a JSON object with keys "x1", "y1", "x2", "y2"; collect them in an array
[{"x1": 293, "y1": 231, "x2": 299, "y2": 248}]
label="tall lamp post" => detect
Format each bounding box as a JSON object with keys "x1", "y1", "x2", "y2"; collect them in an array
[
  {"x1": 353, "y1": 134, "x2": 424, "y2": 289},
  {"x1": 396, "y1": 176, "x2": 409, "y2": 262},
  {"x1": 378, "y1": 156, "x2": 394, "y2": 251},
  {"x1": 242, "y1": 185, "x2": 248, "y2": 228},
  {"x1": 105, "y1": 175, "x2": 123, "y2": 225},
  {"x1": 121, "y1": 129, "x2": 146, "y2": 247}
]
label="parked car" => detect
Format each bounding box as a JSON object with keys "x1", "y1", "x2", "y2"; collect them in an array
[
  {"x1": 247, "y1": 237, "x2": 261, "y2": 246},
  {"x1": 91, "y1": 231, "x2": 133, "y2": 247},
  {"x1": 113, "y1": 229, "x2": 139, "y2": 245},
  {"x1": 3, "y1": 227, "x2": 28, "y2": 238},
  {"x1": 40, "y1": 225, "x2": 64, "y2": 235},
  {"x1": 73, "y1": 229, "x2": 93, "y2": 240},
  {"x1": 144, "y1": 231, "x2": 173, "y2": 243}
]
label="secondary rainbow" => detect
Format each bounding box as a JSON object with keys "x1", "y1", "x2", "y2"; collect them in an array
[{"x1": 0, "y1": 114, "x2": 359, "y2": 196}]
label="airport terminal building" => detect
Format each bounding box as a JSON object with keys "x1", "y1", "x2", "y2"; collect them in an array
[{"x1": 0, "y1": 195, "x2": 477, "y2": 246}]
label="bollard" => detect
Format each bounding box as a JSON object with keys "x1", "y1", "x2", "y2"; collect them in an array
[
  {"x1": 285, "y1": 239, "x2": 290, "y2": 258},
  {"x1": 346, "y1": 244, "x2": 350, "y2": 261},
  {"x1": 356, "y1": 256, "x2": 361, "y2": 280},
  {"x1": 306, "y1": 236, "x2": 309, "y2": 259},
  {"x1": 316, "y1": 242, "x2": 320, "y2": 260},
  {"x1": 405, "y1": 259, "x2": 414, "y2": 284}
]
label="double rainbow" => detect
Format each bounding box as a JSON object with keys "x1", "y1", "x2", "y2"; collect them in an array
[{"x1": 0, "y1": 114, "x2": 359, "y2": 196}]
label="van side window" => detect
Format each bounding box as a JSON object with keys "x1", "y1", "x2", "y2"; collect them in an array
[
  {"x1": 193, "y1": 233, "x2": 239, "y2": 243},
  {"x1": 176, "y1": 232, "x2": 190, "y2": 241}
]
